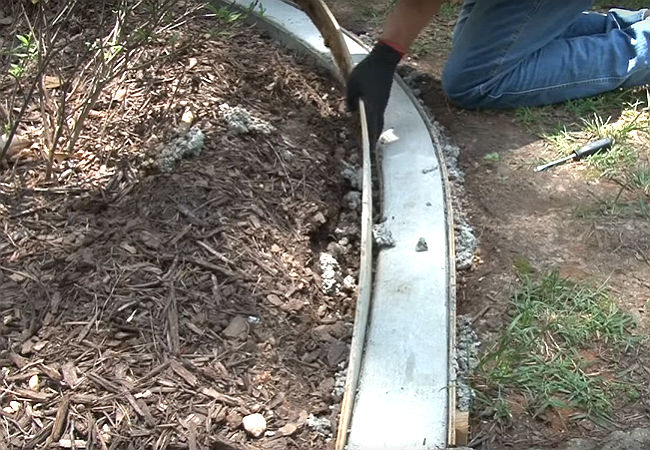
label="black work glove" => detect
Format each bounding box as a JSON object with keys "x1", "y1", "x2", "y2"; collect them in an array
[{"x1": 346, "y1": 42, "x2": 402, "y2": 149}]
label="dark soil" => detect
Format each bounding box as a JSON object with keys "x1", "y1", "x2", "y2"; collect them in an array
[{"x1": 0, "y1": 4, "x2": 359, "y2": 449}]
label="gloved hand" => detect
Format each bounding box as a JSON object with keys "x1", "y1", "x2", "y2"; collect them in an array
[{"x1": 346, "y1": 41, "x2": 402, "y2": 149}]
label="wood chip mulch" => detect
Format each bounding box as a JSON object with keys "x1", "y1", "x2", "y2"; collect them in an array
[{"x1": 0, "y1": 5, "x2": 361, "y2": 449}]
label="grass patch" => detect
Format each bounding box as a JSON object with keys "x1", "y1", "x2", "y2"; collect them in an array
[
  {"x1": 574, "y1": 197, "x2": 650, "y2": 219},
  {"x1": 410, "y1": 33, "x2": 435, "y2": 58},
  {"x1": 439, "y1": 1, "x2": 461, "y2": 20},
  {"x1": 515, "y1": 87, "x2": 649, "y2": 194},
  {"x1": 475, "y1": 271, "x2": 643, "y2": 425},
  {"x1": 483, "y1": 152, "x2": 501, "y2": 162},
  {"x1": 593, "y1": 0, "x2": 647, "y2": 10}
]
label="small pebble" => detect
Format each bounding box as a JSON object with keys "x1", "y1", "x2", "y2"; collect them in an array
[
  {"x1": 415, "y1": 237, "x2": 428, "y2": 252},
  {"x1": 242, "y1": 413, "x2": 267, "y2": 438},
  {"x1": 28, "y1": 374, "x2": 39, "y2": 390}
]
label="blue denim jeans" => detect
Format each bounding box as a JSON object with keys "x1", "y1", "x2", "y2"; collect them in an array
[{"x1": 441, "y1": 1, "x2": 650, "y2": 108}]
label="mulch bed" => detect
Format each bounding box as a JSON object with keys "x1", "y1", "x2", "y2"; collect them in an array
[{"x1": 0, "y1": 4, "x2": 360, "y2": 449}]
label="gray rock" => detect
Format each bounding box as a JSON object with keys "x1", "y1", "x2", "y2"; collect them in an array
[
  {"x1": 372, "y1": 223, "x2": 395, "y2": 248},
  {"x1": 331, "y1": 369, "x2": 346, "y2": 399},
  {"x1": 442, "y1": 143, "x2": 465, "y2": 183},
  {"x1": 306, "y1": 414, "x2": 332, "y2": 439},
  {"x1": 344, "y1": 191, "x2": 362, "y2": 211},
  {"x1": 503, "y1": 427, "x2": 650, "y2": 450},
  {"x1": 319, "y1": 252, "x2": 341, "y2": 296},
  {"x1": 341, "y1": 165, "x2": 362, "y2": 190},
  {"x1": 342, "y1": 275, "x2": 356, "y2": 291},
  {"x1": 456, "y1": 220, "x2": 478, "y2": 270},
  {"x1": 222, "y1": 316, "x2": 248, "y2": 340},
  {"x1": 601, "y1": 428, "x2": 650, "y2": 450},
  {"x1": 218, "y1": 103, "x2": 275, "y2": 135},
  {"x1": 153, "y1": 127, "x2": 205, "y2": 173}
]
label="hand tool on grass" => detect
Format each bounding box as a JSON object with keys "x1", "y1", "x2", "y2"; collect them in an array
[{"x1": 534, "y1": 137, "x2": 614, "y2": 172}]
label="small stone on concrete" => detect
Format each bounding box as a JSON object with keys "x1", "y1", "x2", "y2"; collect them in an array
[
  {"x1": 415, "y1": 237, "x2": 428, "y2": 252},
  {"x1": 422, "y1": 164, "x2": 439, "y2": 174},
  {"x1": 379, "y1": 128, "x2": 399, "y2": 145},
  {"x1": 372, "y1": 223, "x2": 395, "y2": 248},
  {"x1": 242, "y1": 413, "x2": 266, "y2": 438}
]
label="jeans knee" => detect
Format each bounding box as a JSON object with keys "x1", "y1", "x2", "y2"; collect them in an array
[{"x1": 441, "y1": 68, "x2": 480, "y2": 109}]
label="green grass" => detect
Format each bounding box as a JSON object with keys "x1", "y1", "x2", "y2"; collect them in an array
[
  {"x1": 593, "y1": 0, "x2": 647, "y2": 10},
  {"x1": 475, "y1": 271, "x2": 644, "y2": 425},
  {"x1": 410, "y1": 33, "x2": 435, "y2": 58},
  {"x1": 6, "y1": 32, "x2": 38, "y2": 79},
  {"x1": 206, "y1": 4, "x2": 245, "y2": 23},
  {"x1": 515, "y1": 87, "x2": 649, "y2": 196},
  {"x1": 483, "y1": 152, "x2": 501, "y2": 162},
  {"x1": 574, "y1": 197, "x2": 650, "y2": 220},
  {"x1": 439, "y1": 1, "x2": 461, "y2": 20}
]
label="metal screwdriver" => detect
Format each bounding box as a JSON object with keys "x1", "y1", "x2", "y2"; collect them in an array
[{"x1": 534, "y1": 137, "x2": 614, "y2": 172}]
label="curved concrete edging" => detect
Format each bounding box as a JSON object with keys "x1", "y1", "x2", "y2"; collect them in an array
[{"x1": 220, "y1": 1, "x2": 457, "y2": 448}]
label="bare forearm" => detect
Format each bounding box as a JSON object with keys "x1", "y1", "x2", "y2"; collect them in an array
[{"x1": 380, "y1": 0, "x2": 443, "y2": 52}]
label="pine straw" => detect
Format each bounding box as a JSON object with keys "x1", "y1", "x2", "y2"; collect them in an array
[{"x1": 0, "y1": 9, "x2": 360, "y2": 450}]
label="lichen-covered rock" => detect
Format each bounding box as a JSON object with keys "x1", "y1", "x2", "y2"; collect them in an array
[
  {"x1": 151, "y1": 127, "x2": 205, "y2": 173},
  {"x1": 218, "y1": 103, "x2": 275, "y2": 135}
]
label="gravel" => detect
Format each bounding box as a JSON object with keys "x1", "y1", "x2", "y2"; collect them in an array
[
  {"x1": 342, "y1": 275, "x2": 356, "y2": 292},
  {"x1": 341, "y1": 165, "x2": 362, "y2": 190},
  {"x1": 455, "y1": 220, "x2": 478, "y2": 270},
  {"x1": 331, "y1": 368, "x2": 346, "y2": 399},
  {"x1": 149, "y1": 127, "x2": 205, "y2": 173},
  {"x1": 523, "y1": 427, "x2": 650, "y2": 450},
  {"x1": 218, "y1": 103, "x2": 275, "y2": 135},
  {"x1": 343, "y1": 191, "x2": 361, "y2": 211},
  {"x1": 306, "y1": 414, "x2": 333, "y2": 440},
  {"x1": 319, "y1": 252, "x2": 341, "y2": 296},
  {"x1": 372, "y1": 223, "x2": 395, "y2": 248},
  {"x1": 442, "y1": 142, "x2": 465, "y2": 183},
  {"x1": 455, "y1": 314, "x2": 480, "y2": 411}
]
